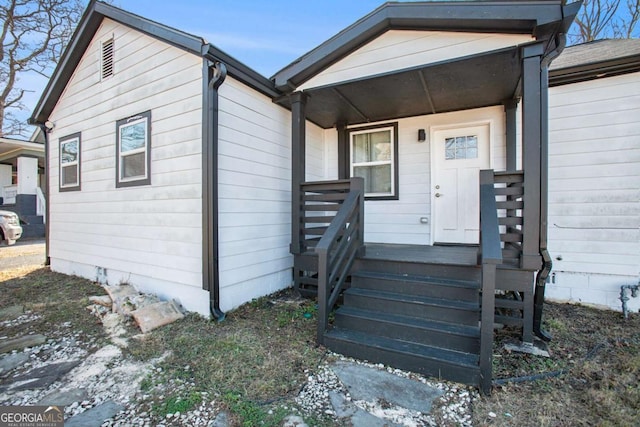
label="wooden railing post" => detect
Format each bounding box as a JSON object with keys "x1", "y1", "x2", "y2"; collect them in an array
[
  {"x1": 350, "y1": 177, "x2": 365, "y2": 256},
  {"x1": 290, "y1": 92, "x2": 307, "y2": 255},
  {"x1": 316, "y1": 247, "x2": 329, "y2": 345},
  {"x1": 478, "y1": 169, "x2": 502, "y2": 395}
]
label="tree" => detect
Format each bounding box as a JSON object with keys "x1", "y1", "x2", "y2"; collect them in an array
[
  {"x1": 569, "y1": 0, "x2": 640, "y2": 44},
  {"x1": 0, "y1": 0, "x2": 85, "y2": 138}
]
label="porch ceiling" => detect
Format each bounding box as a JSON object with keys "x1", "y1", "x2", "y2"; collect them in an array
[{"x1": 277, "y1": 46, "x2": 522, "y2": 129}]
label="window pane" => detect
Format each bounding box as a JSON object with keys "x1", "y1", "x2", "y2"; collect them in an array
[
  {"x1": 62, "y1": 165, "x2": 78, "y2": 186},
  {"x1": 120, "y1": 121, "x2": 146, "y2": 152},
  {"x1": 352, "y1": 133, "x2": 371, "y2": 163},
  {"x1": 122, "y1": 152, "x2": 146, "y2": 178},
  {"x1": 354, "y1": 164, "x2": 391, "y2": 194},
  {"x1": 61, "y1": 140, "x2": 78, "y2": 164},
  {"x1": 353, "y1": 130, "x2": 391, "y2": 163},
  {"x1": 467, "y1": 135, "x2": 478, "y2": 148},
  {"x1": 467, "y1": 147, "x2": 478, "y2": 158}
]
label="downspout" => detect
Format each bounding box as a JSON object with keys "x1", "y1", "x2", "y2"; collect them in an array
[
  {"x1": 28, "y1": 120, "x2": 51, "y2": 266},
  {"x1": 202, "y1": 56, "x2": 227, "y2": 321},
  {"x1": 534, "y1": 33, "x2": 566, "y2": 341}
]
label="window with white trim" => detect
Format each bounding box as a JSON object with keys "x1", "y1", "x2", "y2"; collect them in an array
[
  {"x1": 59, "y1": 133, "x2": 81, "y2": 191},
  {"x1": 116, "y1": 111, "x2": 151, "y2": 187},
  {"x1": 349, "y1": 123, "x2": 398, "y2": 199}
]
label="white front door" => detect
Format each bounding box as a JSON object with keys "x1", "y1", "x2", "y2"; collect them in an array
[{"x1": 432, "y1": 124, "x2": 490, "y2": 244}]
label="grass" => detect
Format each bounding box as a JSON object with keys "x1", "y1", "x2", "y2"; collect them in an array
[
  {"x1": 472, "y1": 303, "x2": 640, "y2": 426},
  {"x1": 0, "y1": 267, "x2": 107, "y2": 346},
  {"x1": 125, "y1": 292, "x2": 327, "y2": 426},
  {"x1": 2, "y1": 265, "x2": 639, "y2": 426}
]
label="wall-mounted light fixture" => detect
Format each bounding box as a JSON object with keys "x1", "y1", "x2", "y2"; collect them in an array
[
  {"x1": 44, "y1": 120, "x2": 55, "y2": 132},
  {"x1": 418, "y1": 129, "x2": 426, "y2": 142}
]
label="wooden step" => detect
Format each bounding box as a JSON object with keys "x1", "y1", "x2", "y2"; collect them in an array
[
  {"x1": 353, "y1": 258, "x2": 481, "y2": 282},
  {"x1": 351, "y1": 270, "x2": 480, "y2": 302},
  {"x1": 334, "y1": 306, "x2": 480, "y2": 353},
  {"x1": 323, "y1": 328, "x2": 480, "y2": 386},
  {"x1": 343, "y1": 288, "x2": 479, "y2": 326}
]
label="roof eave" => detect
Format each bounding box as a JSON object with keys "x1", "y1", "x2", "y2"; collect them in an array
[
  {"x1": 30, "y1": 1, "x2": 281, "y2": 125},
  {"x1": 272, "y1": 1, "x2": 568, "y2": 92}
]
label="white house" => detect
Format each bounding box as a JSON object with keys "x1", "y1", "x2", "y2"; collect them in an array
[
  {"x1": 546, "y1": 39, "x2": 640, "y2": 313},
  {"x1": 31, "y1": 0, "x2": 594, "y2": 391}
]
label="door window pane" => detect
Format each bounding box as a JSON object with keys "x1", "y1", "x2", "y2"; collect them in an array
[{"x1": 445, "y1": 135, "x2": 478, "y2": 160}]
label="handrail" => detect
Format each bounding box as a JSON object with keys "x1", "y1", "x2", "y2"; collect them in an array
[
  {"x1": 315, "y1": 177, "x2": 364, "y2": 344},
  {"x1": 36, "y1": 186, "x2": 46, "y2": 222},
  {"x1": 478, "y1": 169, "x2": 503, "y2": 395}
]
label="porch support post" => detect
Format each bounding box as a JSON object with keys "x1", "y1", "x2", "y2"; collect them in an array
[
  {"x1": 337, "y1": 123, "x2": 348, "y2": 179},
  {"x1": 503, "y1": 99, "x2": 519, "y2": 172},
  {"x1": 290, "y1": 91, "x2": 307, "y2": 254},
  {"x1": 520, "y1": 44, "x2": 544, "y2": 273}
]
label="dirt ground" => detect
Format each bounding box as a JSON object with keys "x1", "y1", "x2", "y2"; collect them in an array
[{"x1": 1, "y1": 244, "x2": 639, "y2": 426}]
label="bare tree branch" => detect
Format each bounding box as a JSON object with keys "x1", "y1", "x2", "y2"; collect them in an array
[{"x1": 0, "y1": 0, "x2": 85, "y2": 138}]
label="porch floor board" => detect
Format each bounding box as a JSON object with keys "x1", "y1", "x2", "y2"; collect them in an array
[{"x1": 362, "y1": 243, "x2": 478, "y2": 266}]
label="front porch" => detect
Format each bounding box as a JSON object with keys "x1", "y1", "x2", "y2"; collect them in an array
[{"x1": 274, "y1": 1, "x2": 579, "y2": 394}]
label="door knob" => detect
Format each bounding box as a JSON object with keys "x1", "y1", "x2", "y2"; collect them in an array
[{"x1": 435, "y1": 193, "x2": 442, "y2": 198}]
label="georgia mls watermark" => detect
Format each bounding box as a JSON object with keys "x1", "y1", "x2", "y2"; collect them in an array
[{"x1": 0, "y1": 406, "x2": 64, "y2": 427}]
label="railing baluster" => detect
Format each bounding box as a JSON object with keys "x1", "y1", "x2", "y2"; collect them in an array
[{"x1": 313, "y1": 177, "x2": 364, "y2": 345}]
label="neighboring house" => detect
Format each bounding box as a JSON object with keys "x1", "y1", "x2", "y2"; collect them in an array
[
  {"x1": 30, "y1": 0, "x2": 580, "y2": 392},
  {"x1": 0, "y1": 130, "x2": 46, "y2": 238},
  {"x1": 546, "y1": 39, "x2": 640, "y2": 313}
]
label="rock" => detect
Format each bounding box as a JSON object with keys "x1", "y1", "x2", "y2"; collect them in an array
[
  {"x1": 0, "y1": 352, "x2": 30, "y2": 373},
  {"x1": 38, "y1": 388, "x2": 90, "y2": 406},
  {"x1": 331, "y1": 361, "x2": 443, "y2": 414},
  {"x1": 504, "y1": 340, "x2": 550, "y2": 357},
  {"x1": 282, "y1": 414, "x2": 308, "y2": 427},
  {"x1": 329, "y1": 391, "x2": 358, "y2": 418},
  {"x1": 350, "y1": 410, "x2": 398, "y2": 427},
  {"x1": 65, "y1": 400, "x2": 124, "y2": 427},
  {"x1": 89, "y1": 295, "x2": 113, "y2": 307},
  {"x1": 0, "y1": 360, "x2": 81, "y2": 392},
  {"x1": 0, "y1": 305, "x2": 24, "y2": 320},
  {"x1": 131, "y1": 300, "x2": 184, "y2": 333},
  {"x1": 0, "y1": 334, "x2": 47, "y2": 354},
  {"x1": 103, "y1": 284, "x2": 139, "y2": 313},
  {"x1": 208, "y1": 411, "x2": 229, "y2": 427}
]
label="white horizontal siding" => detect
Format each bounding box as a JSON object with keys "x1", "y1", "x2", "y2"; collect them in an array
[
  {"x1": 47, "y1": 18, "x2": 208, "y2": 314},
  {"x1": 545, "y1": 72, "x2": 640, "y2": 311},
  {"x1": 217, "y1": 77, "x2": 324, "y2": 312},
  {"x1": 320, "y1": 106, "x2": 505, "y2": 244},
  {"x1": 299, "y1": 30, "x2": 533, "y2": 91}
]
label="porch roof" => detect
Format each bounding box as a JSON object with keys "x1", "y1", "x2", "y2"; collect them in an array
[
  {"x1": 0, "y1": 138, "x2": 45, "y2": 169},
  {"x1": 273, "y1": 0, "x2": 580, "y2": 129},
  {"x1": 276, "y1": 45, "x2": 526, "y2": 129}
]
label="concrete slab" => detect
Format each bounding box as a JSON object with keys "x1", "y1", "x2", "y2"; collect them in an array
[
  {"x1": 38, "y1": 388, "x2": 90, "y2": 406},
  {"x1": 0, "y1": 352, "x2": 29, "y2": 373},
  {"x1": 331, "y1": 361, "x2": 443, "y2": 414},
  {"x1": 103, "y1": 284, "x2": 138, "y2": 313},
  {"x1": 504, "y1": 339, "x2": 550, "y2": 357},
  {"x1": 0, "y1": 334, "x2": 47, "y2": 354},
  {"x1": 0, "y1": 305, "x2": 24, "y2": 320},
  {"x1": 65, "y1": 401, "x2": 124, "y2": 427},
  {"x1": 131, "y1": 300, "x2": 184, "y2": 333},
  {"x1": 329, "y1": 390, "x2": 398, "y2": 426},
  {"x1": 88, "y1": 295, "x2": 112, "y2": 307},
  {"x1": 0, "y1": 360, "x2": 81, "y2": 392}
]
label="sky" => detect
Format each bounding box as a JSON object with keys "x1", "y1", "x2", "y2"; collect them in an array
[{"x1": 16, "y1": 0, "x2": 389, "y2": 135}]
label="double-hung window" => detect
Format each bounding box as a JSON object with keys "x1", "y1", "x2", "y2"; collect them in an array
[
  {"x1": 349, "y1": 123, "x2": 398, "y2": 199},
  {"x1": 59, "y1": 133, "x2": 81, "y2": 191},
  {"x1": 116, "y1": 110, "x2": 151, "y2": 187}
]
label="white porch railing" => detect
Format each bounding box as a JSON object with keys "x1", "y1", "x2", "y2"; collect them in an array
[
  {"x1": 2, "y1": 185, "x2": 17, "y2": 205},
  {"x1": 36, "y1": 186, "x2": 46, "y2": 222}
]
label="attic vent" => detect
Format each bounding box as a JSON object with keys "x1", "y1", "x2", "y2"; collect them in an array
[{"x1": 101, "y1": 38, "x2": 114, "y2": 79}]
